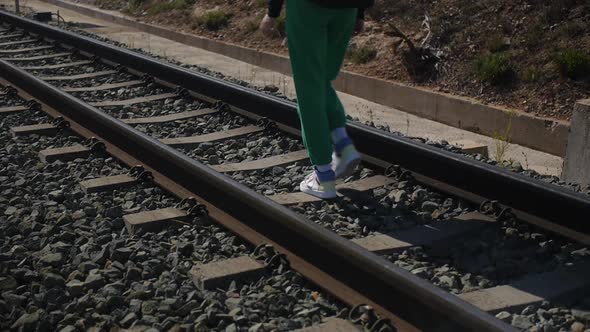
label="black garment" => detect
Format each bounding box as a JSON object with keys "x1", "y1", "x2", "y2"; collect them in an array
[{"x1": 267, "y1": 0, "x2": 373, "y2": 19}]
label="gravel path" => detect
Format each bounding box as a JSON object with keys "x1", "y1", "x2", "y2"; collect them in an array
[
  {"x1": 0, "y1": 93, "x2": 348, "y2": 331},
  {"x1": 134, "y1": 110, "x2": 250, "y2": 139}
]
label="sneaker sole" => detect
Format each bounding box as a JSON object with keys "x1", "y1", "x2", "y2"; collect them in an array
[
  {"x1": 336, "y1": 154, "x2": 361, "y2": 179},
  {"x1": 299, "y1": 182, "x2": 337, "y2": 199}
]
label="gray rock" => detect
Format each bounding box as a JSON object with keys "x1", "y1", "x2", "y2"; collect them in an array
[
  {"x1": 421, "y1": 201, "x2": 439, "y2": 213},
  {"x1": 83, "y1": 273, "x2": 105, "y2": 290},
  {"x1": 495, "y1": 311, "x2": 511, "y2": 322},
  {"x1": 573, "y1": 309, "x2": 590, "y2": 322},
  {"x1": 2, "y1": 292, "x2": 27, "y2": 306},
  {"x1": 105, "y1": 205, "x2": 123, "y2": 218},
  {"x1": 4, "y1": 206, "x2": 17, "y2": 215},
  {"x1": 572, "y1": 322, "x2": 586, "y2": 332},
  {"x1": 142, "y1": 300, "x2": 157, "y2": 316},
  {"x1": 511, "y1": 314, "x2": 533, "y2": 330},
  {"x1": 411, "y1": 189, "x2": 427, "y2": 202},
  {"x1": 66, "y1": 280, "x2": 84, "y2": 296},
  {"x1": 72, "y1": 210, "x2": 86, "y2": 220},
  {"x1": 112, "y1": 248, "x2": 132, "y2": 263},
  {"x1": 208, "y1": 155, "x2": 220, "y2": 165},
  {"x1": 225, "y1": 297, "x2": 241, "y2": 311},
  {"x1": 0, "y1": 276, "x2": 18, "y2": 291},
  {"x1": 120, "y1": 312, "x2": 137, "y2": 328},
  {"x1": 59, "y1": 326, "x2": 77, "y2": 332},
  {"x1": 522, "y1": 305, "x2": 536, "y2": 315},
  {"x1": 79, "y1": 261, "x2": 99, "y2": 274},
  {"x1": 437, "y1": 275, "x2": 458, "y2": 289},
  {"x1": 388, "y1": 190, "x2": 406, "y2": 203},
  {"x1": 11, "y1": 309, "x2": 42, "y2": 331},
  {"x1": 40, "y1": 252, "x2": 64, "y2": 266},
  {"x1": 42, "y1": 272, "x2": 65, "y2": 288},
  {"x1": 48, "y1": 190, "x2": 65, "y2": 202}
]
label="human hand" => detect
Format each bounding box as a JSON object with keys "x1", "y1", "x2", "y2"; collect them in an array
[{"x1": 259, "y1": 14, "x2": 276, "y2": 38}]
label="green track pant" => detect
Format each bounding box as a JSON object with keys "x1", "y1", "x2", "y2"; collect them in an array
[{"x1": 286, "y1": 0, "x2": 357, "y2": 166}]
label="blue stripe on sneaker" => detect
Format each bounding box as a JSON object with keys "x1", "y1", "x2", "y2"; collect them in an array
[
  {"x1": 315, "y1": 169, "x2": 335, "y2": 183},
  {"x1": 334, "y1": 137, "x2": 353, "y2": 154}
]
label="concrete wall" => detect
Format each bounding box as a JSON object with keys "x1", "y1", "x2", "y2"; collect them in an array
[
  {"x1": 45, "y1": 0, "x2": 571, "y2": 157},
  {"x1": 562, "y1": 99, "x2": 590, "y2": 186}
]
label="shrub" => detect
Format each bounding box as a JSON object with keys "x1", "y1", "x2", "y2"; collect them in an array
[
  {"x1": 554, "y1": 49, "x2": 590, "y2": 80},
  {"x1": 245, "y1": 19, "x2": 259, "y2": 33},
  {"x1": 475, "y1": 53, "x2": 513, "y2": 85},
  {"x1": 127, "y1": 0, "x2": 145, "y2": 13},
  {"x1": 349, "y1": 46, "x2": 377, "y2": 64},
  {"x1": 197, "y1": 10, "x2": 231, "y2": 31},
  {"x1": 146, "y1": 0, "x2": 189, "y2": 15}
]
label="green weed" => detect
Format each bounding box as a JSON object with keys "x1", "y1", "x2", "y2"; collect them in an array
[
  {"x1": 146, "y1": 0, "x2": 189, "y2": 15},
  {"x1": 197, "y1": 10, "x2": 231, "y2": 31},
  {"x1": 554, "y1": 49, "x2": 590, "y2": 80},
  {"x1": 493, "y1": 113, "x2": 513, "y2": 163},
  {"x1": 475, "y1": 53, "x2": 513, "y2": 85},
  {"x1": 349, "y1": 46, "x2": 377, "y2": 64}
]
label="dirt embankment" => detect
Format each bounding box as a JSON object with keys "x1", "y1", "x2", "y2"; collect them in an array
[{"x1": 97, "y1": 0, "x2": 590, "y2": 120}]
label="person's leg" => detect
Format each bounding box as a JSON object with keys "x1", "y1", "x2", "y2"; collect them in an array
[
  {"x1": 325, "y1": 9, "x2": 362, "y2": 178},
  {"x1": 286, "y1": 0, "x2": 336, "y2": 198},
  {"x1": 325, "y1": 9, "x2": 356, "y2": 131},
  {"x1": 286, "y1": 0, "x2": 332, "y2": 167}
]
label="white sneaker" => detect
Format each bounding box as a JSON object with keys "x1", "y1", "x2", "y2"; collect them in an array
[
  {"x1": 332, "y1": 143, "x2": 361, "y2": 179},
  {"x1": 299, "y1": 169, "x2": 337, "y2": 199}
]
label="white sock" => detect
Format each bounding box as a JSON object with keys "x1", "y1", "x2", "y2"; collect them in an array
[
  {"x1": 315, "y1": 164, "x2": 332, "y2": 173},
  {"x1": 331, "y1": 127, "x2": 348, "y2": 143}
]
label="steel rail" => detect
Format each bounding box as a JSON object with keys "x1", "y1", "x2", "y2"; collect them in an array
[
  {"x1": 0, "y1": 56, "x2": 513, "y2": 331},
  {"x1": 0, "y1": 10, "x2": 587, "y2": 238}
]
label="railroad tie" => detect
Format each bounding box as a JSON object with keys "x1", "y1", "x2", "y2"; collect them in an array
[
  {"x1": 269, "y1": 175, "x2": 396, "y2": 205},
  {"x1": 10, "y1": 123, "x2": 58, "y2": 137},
  {"x1": 38, "y1": 144, "x2": 91, "y2": 163},
  {"x1": 211, "y1": 150, "x2": 309, "y2": 173},
  {"x1": 0, "y1": 33, "x2": 23, "y2": 40},
  {"x1": 294, "y1": 318, "x2": 362, "y2": 332},
  {"x1": 79, "y1": 174, "x2": 138, "y2": 194},
  {"x1": 88, "y1": 93, "x2": 177, "y2": 107},
  {"x1": 2, "y1": 52, "x2": 71, "y2": 62},
  {"x1": 123, "y1": 207, "x2": 189, "y2": 234},
  {"x1": 352, "y1": 211, "x2": 495, "y2": 255},
  {"x1": 190, "y1": 256, "x2": 265, "y2": 291},
  {"x1": 0, "y1": 105, "x2": 28, "y2": 114},
  {"x1": 0, "y1": 45, "x2": 53, "y2": 54},
  {"x1": 10, "y1": 110, "x2": 222, "y2": 136},
  {"x1": 0, "y1": 39, "x2": 36, "y2": 47},
  {"x1": 20, "y1": 60, "x2": 93, "y2": 70},
  {"x1": 459, "y1": 262, "x2": 590, "y2": 314},
  {"x1": 122, "y1": 108, "x2": 218, "y2": 125},
  {"x1": 61, "y1": 80, "x2": 144, "y2": 92},
  {"x1": 161, "y1": 126, "x2": 264, "y2": 149},
  {"x1": 452, "y1": 140, "x2": 489, "y2": 158},
  {"x1": 40, "y1": 70, "x2": 118, "y2": 81}
]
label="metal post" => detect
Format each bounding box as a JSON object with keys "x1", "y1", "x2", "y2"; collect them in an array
[{"x1": 15, "y1": 0, "x2": 20, "y2": 14}]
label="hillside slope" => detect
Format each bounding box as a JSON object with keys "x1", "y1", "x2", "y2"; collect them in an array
[{"x1": 97, "y1": 0, "x2": 590, "y2": 120}]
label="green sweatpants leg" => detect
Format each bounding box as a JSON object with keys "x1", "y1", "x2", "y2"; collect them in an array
[{"x1": 286, "y1": 0, "x2": 357, "y2": 166}]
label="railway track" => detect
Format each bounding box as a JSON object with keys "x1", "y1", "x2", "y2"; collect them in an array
[{"x1": 1, "y1": 10, "x2": 590, "y2": 332}]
